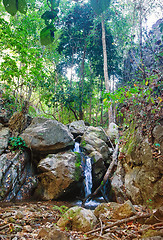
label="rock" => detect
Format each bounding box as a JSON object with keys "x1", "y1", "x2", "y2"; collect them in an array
[
  {"x1": 69, "y1": 120, "x2": 86, "y2": 136},
  {"x1": 0, "y1": 106, "x2": 9, "y2": 124},
  {"x1": 57, "y1": 206, "x2": 97, "y2": 232},
  {"x1": 35, "y1": 152, "x2": 81, "y2": 200},
  {"x1": 21, "y1": 117, "x2": 74, "y2": 154},
  {"x1": 15, "y1": 211, "x2": 24, "y2": 219},
  {"x1": 81, "y1": 126, "x2": 110, "y2": 161},
  {"x1": 152, "y1": 125, "x2": 163, "y2": 155},
  {"x1": 94, "y1": 201, "x2": 136, "y2": 221},
  {"x1": 0, "y1": 151, "x2": 36, "y2": 201},
  {"x1": 107, "y1": 122, "x2": 119, "y2": 143},
  {"x1": 80, "y1": 126, "x2": 112, "y2": 187},
  {"x1": 94, "y1": 202, "x2": 120, "y2": 219},
  {"x1": 38, "y1": 227, "x2": 69, "y2": 240},
  {"x1": 120, "y1": 125, "x2": 163, "y2": 208},
  {"x1": 0, "y1": 127, "x2": 10, "y2": 154},
  {"x1": 110, "y1": 200, "x2": 136, "y2": 220},
  {"x1": 23, "y1": 225, "x2": 33, "y2": 232},
  {"x1": 38, "y1": 228, "x2": 49, "y2": 238},
  {"x1": 145, "y1": 206, "x2": 163, "y2": 224},
  {"x1": 45, "y1": 228, "x2": 70, "y2": 240},
  {"x1": 111, "y1": 161, "x2": 127, "y2": 203}
]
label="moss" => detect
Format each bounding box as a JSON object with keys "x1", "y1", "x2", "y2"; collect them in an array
[
  {"x1": 141, "y1": 229, "x2": 161, "y2": 238},
  {"x1": 73, "y1": 152, "x2": 82, "y2": 181},
  {"x1": 121, "y1": 122, "x2": 137, "y2": 155}
]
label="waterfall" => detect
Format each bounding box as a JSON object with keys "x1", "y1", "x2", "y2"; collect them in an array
[
  {"x1": 84, "y1": 157, "x2": 92, "y2": 197},
  {"x1": 73, "y1": 142, "x2": 92, "y2": 197}
]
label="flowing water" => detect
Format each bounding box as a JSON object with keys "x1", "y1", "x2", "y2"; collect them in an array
[
  {"x1": 74, "y1": 142, "x2": 92, "y2": 197},
  {"x1": 73, "y1": 142, "x2": 104, "y2": 208}
]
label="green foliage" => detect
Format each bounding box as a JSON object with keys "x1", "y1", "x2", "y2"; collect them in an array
[
  {"x1": 9, "y1": 136, "x2": 27, "y2": 150},
  {"x1": 3, "y1": 0, "x2": 27, "y2": 16},
  {"x1": 91, "y1": 0, "x2": 111, "y2": 15},
  {"x1": 40, "y1": 25, "x2": 56, "y2": 46},
  {"x1": 52, "y1": 205, "x2": 68, "y2": 214}
]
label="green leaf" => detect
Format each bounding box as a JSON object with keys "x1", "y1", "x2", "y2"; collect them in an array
[
  {"x1": 3, "y1": 0, "x2": 17, "y2": 16},
  {"x1": 41, "y1": 10, "x2": 58, "y2": 20},
  {"x1": 90, "y1": 0, "x2": 111, "y2": 15},
  {"x1": 18, "y1": 0, "x2": 27, "y2": 14},
  {"x1": 40, "y1": 26, "x2": 55, "y2": 46}
]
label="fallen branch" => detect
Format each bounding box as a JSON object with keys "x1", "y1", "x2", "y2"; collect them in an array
[
  {"x1": 138, "y1": 222, "x2": 163, "y2": 233},
  {"x1": 85, "y1": 213, "x2": 152, "y2": 236},
  {"x1": 82, "y1": 143, "x2": 119, "y2": 205}
]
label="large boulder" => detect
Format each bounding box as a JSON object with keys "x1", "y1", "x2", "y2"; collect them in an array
[
  {"x1": 69, "y1": 120, "x2": 86, "y2": 137},
  {"x1": 0, "y1": 151, "x2": 36, "y2": 201},
  {"x1": 0, "y1": 126, "x2": 10, "y2": 154},
  {"x1": 35, "y1": 151, "x2": 81, "y2": 200},
  {"x1": 119, "y1": 124, "x2": 163, "y2": 208},
  {"x1": 21, "y1": 117, "x2": 74, "y2": 154},
  {"x1": 57, "y1": 206, "x2": 97, "y2": 232},
  {"x1": 80, "y1": 126, "x2": 111, "y2": 161}
]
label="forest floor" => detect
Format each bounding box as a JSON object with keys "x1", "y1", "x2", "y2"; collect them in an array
[{"x1": 0, "y1": 201, "x2": 163, "y2": 240}]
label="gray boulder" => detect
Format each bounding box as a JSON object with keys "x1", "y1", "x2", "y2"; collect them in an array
[
  {"x1": 21, "y1": 117, "x2": 74, "y2": 154},
  {"x1": 69, "y1": 120, "x2": 86, "y2": 136},
  {"x1": 35, "y1": 151, "x2": 81, "y2": 200},
  {"x1": 80, "y1": 126, "x2": 110, "y2": 161},
  {"x1": 0, "y1": 127, "x2": 10, "y2": 154}
]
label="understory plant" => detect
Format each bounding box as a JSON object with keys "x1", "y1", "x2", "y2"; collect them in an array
[{"x1": 8, "y1": 136, "x2": 27, "y2": 150}]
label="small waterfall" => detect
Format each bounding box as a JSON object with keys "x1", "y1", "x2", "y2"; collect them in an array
[
  {"x1": 73, "y1": 142, "x2": 80, "y2": 153},
  {"x1": 73, "y1": 142, "x2": 92, "y2": 197},
  {"x1": 84, "y1": 157, "x2": 92, "y2": 197}
]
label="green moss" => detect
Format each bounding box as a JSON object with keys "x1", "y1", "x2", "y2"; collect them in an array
[
  {"x1": 73, "y1": 152, "x2": 82, "y2": 181},
  {"x1": 121, "y1": 122, "x2": 137, "y2": 155}
]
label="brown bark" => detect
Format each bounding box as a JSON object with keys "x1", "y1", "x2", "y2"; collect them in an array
[
  {"x1": 101, "y1": 15, "x2": 113, "y2": 125},
  {"x1": 79, "y1": 44, "x2": 87, "y2": 120}
]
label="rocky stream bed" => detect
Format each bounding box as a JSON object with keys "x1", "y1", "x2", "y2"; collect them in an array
[{"x1": 0, "y1": 200, "x2": 163, "y2": 240}]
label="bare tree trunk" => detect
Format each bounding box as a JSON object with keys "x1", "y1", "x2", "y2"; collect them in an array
[
  {"x1": 139, "y1": 0, "x2": 146, "y2": 80},
  {"x1": 79, "y1": 44, "x2": 87, "y2": 120},
  {"x1": 100, "y1": 78, "x2": 103, "y2": 125},
  {"x1": 101, "y1": 15, "x2": 113, "y2": 125}
]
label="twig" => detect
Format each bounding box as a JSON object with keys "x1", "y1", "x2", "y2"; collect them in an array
[
  {"x1": 0, "y1": 224, "x2": 9, "y2": 231},
  {"x1": 138, "y1": 222, "x2": 163, "y2": 233},
  {"x1": 85, "y1": 213, "x2": 151, "y2": 236},
  {"x1": 99, "y1": 217, "x2": 103, "y2": 236}
]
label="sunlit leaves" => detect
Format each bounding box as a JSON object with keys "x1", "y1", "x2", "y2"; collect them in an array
[{"x1": 3, "y1": 0, "x2": 27, "y2": 16}]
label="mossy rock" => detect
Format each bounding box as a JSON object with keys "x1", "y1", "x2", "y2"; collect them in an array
[{"x1": 57, "y1": 206, "x2": 97, "y2": 232}]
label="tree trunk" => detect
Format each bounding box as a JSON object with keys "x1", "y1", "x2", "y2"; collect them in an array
[
  {"x1": 139, "y1": 0, "x2": 146, "y2": 80},
  {"x1": 79, "y1": 44, "x2": 87, "y2": 120},
  {"x1": 101, "y1": 15, "x2": 113, "y2": 124}
]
